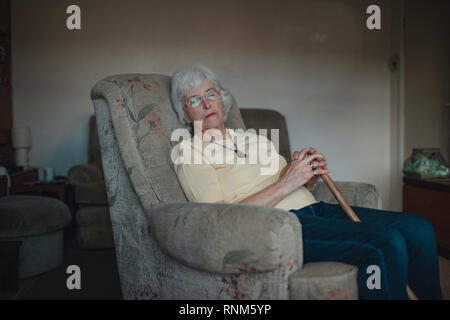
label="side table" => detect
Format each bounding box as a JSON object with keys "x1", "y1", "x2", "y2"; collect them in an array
[
  {"x1": 21, "y1": 179, "x2": 68, "y2": 203},
  {"x1": 0, "y1": 168, "x2": 38, "y2": 196},
  {"x1": 0, "y1": 168, "x2": 68, "y2": 204},
  {"x1": 403, "y1": 177, "x2": 450, "y2": 256}
]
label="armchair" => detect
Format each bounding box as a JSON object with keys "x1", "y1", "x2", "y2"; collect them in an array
[
  {"x1": 91, "y1": 74, "x2": 381, "y2": 299},
  {"x1": 67, "y1": 116, "x2": 114, "y2": 249}
]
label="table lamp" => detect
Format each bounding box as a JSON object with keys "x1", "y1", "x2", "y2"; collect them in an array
[{"x1": 11, "y1": 126, "x2": 32, "y2": 169}]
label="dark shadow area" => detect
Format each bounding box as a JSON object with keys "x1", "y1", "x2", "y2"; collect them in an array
[{"x1": 1, "y1": 221, "x2": 122, "y2": 300}]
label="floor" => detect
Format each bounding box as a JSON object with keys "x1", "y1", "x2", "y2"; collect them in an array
[
  {"x1": 438, "y1": 255, "x2": 450, "y2": 300},
  {"x1": 0, "y1": 223, "x2": 123, "y2": 300}
]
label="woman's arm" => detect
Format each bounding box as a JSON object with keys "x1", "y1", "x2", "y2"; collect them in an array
[{"x1": 237, "y1": 178, "x2": 296, "y2": 207}]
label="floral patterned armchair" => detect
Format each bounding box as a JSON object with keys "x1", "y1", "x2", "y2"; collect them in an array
[{"x1": 91, "y1": 74, "x2": 380, "y2": 299}]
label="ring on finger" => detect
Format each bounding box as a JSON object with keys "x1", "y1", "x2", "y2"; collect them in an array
[{"x1": 311, "y1": 163, "x2": 317, "y2": 170}]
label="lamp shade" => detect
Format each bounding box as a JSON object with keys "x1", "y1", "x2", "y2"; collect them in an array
[{"x1": 12, "y1": 127, "x2": 32, "y2": 148}]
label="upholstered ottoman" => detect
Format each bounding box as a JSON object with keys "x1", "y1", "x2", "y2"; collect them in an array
[{"x1": 0, "y1": 195, "x2": 72, "y2": 278}]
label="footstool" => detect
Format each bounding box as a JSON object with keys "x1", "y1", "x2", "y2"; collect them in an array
[{"x1": 0, "y1": 195, "x2": 72, "y2": 278}]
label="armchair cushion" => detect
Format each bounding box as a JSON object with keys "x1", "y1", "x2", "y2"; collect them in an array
[
  {"x1": 313, "y1": 181, "x2": 382, "y2": 209},
  {"x1": 76, "y1": 206, "x2": 112, "y2": 227},
  {"x1": 148, "y1": 202, "x2": 303, "y2": 274},
  {"x1": 68, "y1": 164, "x2": 103, "y2": 185},
  {"x1": 73, "y1": 181, "x2": 108, "y2": 205}
]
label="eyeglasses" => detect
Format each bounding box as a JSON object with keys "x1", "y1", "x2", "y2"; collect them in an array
[{"x1": 184, "y1": 88, "x2": 220, "y2": 108}]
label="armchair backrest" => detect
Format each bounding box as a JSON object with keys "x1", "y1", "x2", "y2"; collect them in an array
[{"x1": 240, "y1": 108, "x2": 292, "y2": 162}]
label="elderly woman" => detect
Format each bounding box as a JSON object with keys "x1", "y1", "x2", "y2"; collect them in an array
[{"x1": 170, "y1": 64, "x2": 442, "y2": 300}]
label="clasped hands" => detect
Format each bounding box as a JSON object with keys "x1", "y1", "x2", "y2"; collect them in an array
[{"x1": 279, "y1": 147, "x2": 330, "y2": 191}]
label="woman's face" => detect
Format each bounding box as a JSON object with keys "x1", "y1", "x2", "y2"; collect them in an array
[{"x1": 183, "y1": 78, "x2": 225, "y2": 135}]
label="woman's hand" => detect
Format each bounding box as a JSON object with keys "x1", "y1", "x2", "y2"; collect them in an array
[
  {"x1": 279, "y1": 147, "x2": 330, "y2": 192},
  {"x1": 294, "y1": 147, "x2": 330, "y2": 189}
]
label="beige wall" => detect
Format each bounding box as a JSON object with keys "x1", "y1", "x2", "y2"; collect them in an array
[
  {"x1": 12, "y1": 0, "x2": 403, "y2": 209},
  {"x1": 404, "y1": 0, "x2": 450, "y2": 164}
]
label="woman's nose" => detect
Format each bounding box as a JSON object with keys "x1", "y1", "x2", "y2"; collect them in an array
[{"x1": 201, "y1": 97, "x2": 212, "y2": 109}]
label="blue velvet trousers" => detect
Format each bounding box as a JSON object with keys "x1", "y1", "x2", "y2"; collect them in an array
[{"x1": 289, "y1": 201, "x2": 442, "y2": 300}]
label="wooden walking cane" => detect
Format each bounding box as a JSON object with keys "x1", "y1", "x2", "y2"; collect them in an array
[{"x1": 280, "y1": 163, "x2": 418, "y2": 300}]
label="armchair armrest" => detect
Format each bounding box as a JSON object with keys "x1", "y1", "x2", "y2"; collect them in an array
[
  {"x1": 67, "y1": 164, "x2": 108, "y2": 205},
  {"x1": 313, "y1": 180, "x2": 382, "y2": 209},
  {"x1": 148, "y1": 202, "x2": 303, "y2": 274}
]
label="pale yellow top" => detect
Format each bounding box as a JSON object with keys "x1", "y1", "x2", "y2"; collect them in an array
[{"x1": 173, "y1": 128, "x2": 318, "y2": 211}]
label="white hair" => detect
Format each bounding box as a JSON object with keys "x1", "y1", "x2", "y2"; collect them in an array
[{"x1": 170, "y1": 64, "x2": 234, "y2": 130}]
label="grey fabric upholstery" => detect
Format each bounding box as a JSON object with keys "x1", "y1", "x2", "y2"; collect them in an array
[
  {"x1": 77, "y1": 228, "x2": 114, "y2": 249},
  {"x1": 240, "y1": 108, "x2": 292, "y2": 162},
  {"x1": 313, "y1": 181, "x2": 382, "y2": 209},
  {"x1": 76, "y1": 206, "x2": 115, "y2": 249},
  {"x1": 73, "y1": 180, "x2": 108, "y2": 206},
  {"x1": 289, "y1": 262, "x2": 359, "y2": 299},
  {"x1": 68, "y1": 164, "x2": 104, "y2": 186},
  {"x1": 0, "y1": 195, "x2": 71, "y2": 237},
  {"x1": 89, "y1": 73, "x2": 383, "y2": 299},
  {"x1": 149, "y1": 202, "x2": 302, "y2": 274},
  {"x1": 0, "y1": 195, "x2": 71, "y2": 278}
]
